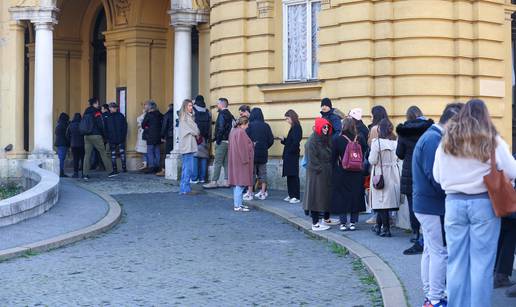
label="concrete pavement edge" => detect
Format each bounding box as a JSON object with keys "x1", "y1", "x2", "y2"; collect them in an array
[
  {"x1": 0, "y1": 182, "x2": 122, "y2": 262},
  {"x1": 207, "y1": 189, "x2": 409, "y2": 307}
]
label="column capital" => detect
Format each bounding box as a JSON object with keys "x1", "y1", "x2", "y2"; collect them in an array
[
  {"x1": 9, "y1": 5, "x2": 59, "y2": 26},
  {"x1": 168, "y1": 8, "x2": 209, "y2": 28}
]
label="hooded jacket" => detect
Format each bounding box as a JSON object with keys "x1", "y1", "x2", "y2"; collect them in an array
[
  {"x1": 246, "y1": 108, "x2": 274, "y2": 164},
  {"x1": 82, "y1": 106, "x2": 104, "y2": 136},
  {"x1": 105, "y1": 112, "x2": 128, "y2": 145},
  {"x1": 395, "y1": 118, "x2": 434, "y2": 195},
  {"x1": 161, "y1": 108, "x2": 174, "y2": 139},
  {"x1": 142, "y1": 110, "x2": 163, "y2": 145},
  {"x1": 194, "y1": 104, "x2": 211, "y2": 140},
  {"x1": 320, "y1": 108, "x2": 342, "y2": 137},
  {"x1": 66, "y1": 114, "x2": 85, "y2": 148},
  {"x1": 54, "y1": 113, "x2": 70, "y2": 147},
  {"x1": 214, "y1": 108, "x2": 234, "y2": 145}
]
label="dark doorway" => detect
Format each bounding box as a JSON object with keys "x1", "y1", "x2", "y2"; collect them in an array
[
  {"x1": 23, "y1": 25, "x2": 30, "y2": 152},
  {"x1": 92, "y1": 8, "x2": 107, "y2": 105},
  {"x1": 191, "y1": 27, "x2": 199, "y2": 97}
]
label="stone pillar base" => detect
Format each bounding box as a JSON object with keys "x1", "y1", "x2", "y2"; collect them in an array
[
  {"x1": 0, "y1": 158, "x2": 24, "y2": 178},
  {"x1": 28, "y1": 153, "x2": 59, "y2": 175},
  {"x1": 165, "y1": 151, "x2": 182, "y2": 181}
]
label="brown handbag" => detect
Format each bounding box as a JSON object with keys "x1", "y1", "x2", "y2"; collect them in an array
[{"x1": 483, "y1": 148, "x2": 516, "y2": 217}]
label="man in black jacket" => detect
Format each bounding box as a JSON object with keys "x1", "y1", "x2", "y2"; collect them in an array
[
  {"x1": 203, "y1": 97, "x2": 234, "y2": 189},
  {"x1": 82, "y1": 97, "x2": 113, "y2": 180},
  {"x1": 142, "y1": 101, "x2": 163, "y2": 174},
  {"x1": 105, "y1": 102, "x2": 128, "y2": 175},
  {"x1": 161, "y1": 104, "x2": 175, "y2": 155}
]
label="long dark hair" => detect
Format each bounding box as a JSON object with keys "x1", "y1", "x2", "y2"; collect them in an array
[
  {"x1": 406, "y1": 106, "x2": 423, "y2": 121},
  {"x1": 71, "y1": 113, "x2": 82, "y2": 123},
  {"x1": 57, "y1": 112, "x2": 69, "y2": 124},
  {"x1": 378, "y1": 118, "x2": 396, "y2": 140},
  {"x1": 371, "y1": 105, "x2": 388, "y2": 127},
  {"x1": 284, "y1": 109, "x2": 300, "y2": 125}
]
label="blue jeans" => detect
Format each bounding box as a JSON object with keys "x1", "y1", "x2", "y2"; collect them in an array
[
  {"x1": 57, "y1": 146, "x2": 68, "y2": 172},
  {"x1": 147, "y1": 144, "x2": 160, "y2": 168},
  {"x1": 192, "y1": 157, "x2": 208, "y2": 181},
  {"x1": 233, "y1": 185, "x2": 245, "y2": 208},
  {"x1": 180, "y1": 153, "x2": 194, "y2": 193},
  {"x1": 445, "y1": 194, "x2": 500, "y2": 307}
]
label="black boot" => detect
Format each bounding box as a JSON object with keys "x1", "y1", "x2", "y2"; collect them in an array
[
  {"x1": 60, "y1": 170, "x2": 68, "y2": 178},
  {"x1": 410, "y1": 232, "x2": 420, "y2": 243},
  {"x1": 380, "y1": 227, "x2": 392, "y2": 237},
  {"x1": 403, "y1": 242, "x2": 423, "y2": 255},
  {"x1": 495, "y1": 273, "x2": 516, "y2": 288}
]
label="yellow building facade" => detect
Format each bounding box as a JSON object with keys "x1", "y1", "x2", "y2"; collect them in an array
[{"x1": 1, "y1": 0, "x2": 516, "y2": 166}]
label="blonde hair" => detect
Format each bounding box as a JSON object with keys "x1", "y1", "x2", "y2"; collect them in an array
[
  {"x1": 179, "y1": 99, "x2": 193, "y2": 119},
  {"x1": 442, "y1": 99, "x2": 497, "y2": 162},
  {"x1": 235, "y1": 116, "x2": 249, "y2": 127}
]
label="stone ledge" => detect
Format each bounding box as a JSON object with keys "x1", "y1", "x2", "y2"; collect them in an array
[
  {"x1": 0, "y1": 160, "x2": 59, "y2": 227},
  {"x1": 207, "y1": 189, "x2": 409, "y2": 307},
  {"x1": 0, "y1": 182, "x2": 122, "y2": 262}
]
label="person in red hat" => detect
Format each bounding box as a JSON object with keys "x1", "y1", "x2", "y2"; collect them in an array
[{"x1": 303, "y1": 117, "x2": 334, "y2": 231}]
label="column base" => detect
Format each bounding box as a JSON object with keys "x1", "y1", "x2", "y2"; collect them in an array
[
  {"x1": 28, "y1": 152, "x2": 59, "y2": 175},
  {"x1": 165, "y1": 151, "x2": 182, "y2": 181}
]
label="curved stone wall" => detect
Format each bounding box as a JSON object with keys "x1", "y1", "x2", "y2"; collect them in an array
[{"x1": 0, "y1": 160, "x2": 59, "y2": 227}]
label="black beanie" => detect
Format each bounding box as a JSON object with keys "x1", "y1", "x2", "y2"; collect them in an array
[{"x1": 321, "y1": 97, "x2": 332, "y2": 109}]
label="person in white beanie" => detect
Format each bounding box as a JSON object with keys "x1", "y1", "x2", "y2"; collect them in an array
[{"x1": 349, "y1": 108, "x2": 369, "y2": 146}]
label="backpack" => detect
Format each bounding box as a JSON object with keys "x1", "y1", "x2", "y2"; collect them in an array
[
  {"x1": 195, "y1": 109, "x2": 211, "y2": 139},
  {"x1": 341, "y1": 135, "x2": 363, "y2": 172},
  {"x1": 79, "y1": 113, "x2": 95, "y2": 135}
]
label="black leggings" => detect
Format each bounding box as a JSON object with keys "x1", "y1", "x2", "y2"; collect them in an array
[
  {"x1": 376, "y1": 209, "x2": 391, "y2": 231},
  {"x1": 407, "y1": 194, "x2": 421, "y2": 235},
  {"x1": 71, "y1": 147, "x2": 85, "y2": 175},
  {"x1": 287, "y1": 176, "x2": 300, "y2": 199},
  {"x1": 311, "y1": 211, "x2": 330, "y2": 225}
]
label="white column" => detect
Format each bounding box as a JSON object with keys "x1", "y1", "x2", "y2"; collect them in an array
[
  {"x1": 172, "y1": 24, "x2": 193, "y2": 143},
  {"x1": 33, "y1": 21, "x2": 54, "y2": 154}
]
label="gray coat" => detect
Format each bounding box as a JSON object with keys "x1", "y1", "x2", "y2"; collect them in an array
[
  {"x1": 369, "y1": 138, "x2": 401, "y2": 210},
  {"x1": 303, "y1": 133, "x2": 333, "y2": 213}
]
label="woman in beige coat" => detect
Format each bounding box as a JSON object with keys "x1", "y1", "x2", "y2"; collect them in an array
[
  {"x1": 178, "y1": 99, "x2": 200, "y2": 195},
  {"x1": 369, "y1": 118, "x2": 400, "y2": 237},
  {"x1": 135, "y1": 103, "x2": 149, "y2": 170}
]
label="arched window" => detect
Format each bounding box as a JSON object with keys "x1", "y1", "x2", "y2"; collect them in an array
[{"x1": 283, "y1": 0, "x2": 321, "y2": 81}]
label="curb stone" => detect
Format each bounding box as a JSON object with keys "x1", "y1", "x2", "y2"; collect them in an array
[
  {"x1": 207, "y1": 189, "x2": 409, "y2": 307},
  {"x1": 0, "y1": 182, "x2": 122, "y2": 262}
]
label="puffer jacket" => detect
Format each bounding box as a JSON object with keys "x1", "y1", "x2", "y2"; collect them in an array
[
  {"x1": 396, "y1": 118, "x2": 434, "y2": 195},
  {"x1": 105, "y1": 112, "x2": 128, "y2": 145}
]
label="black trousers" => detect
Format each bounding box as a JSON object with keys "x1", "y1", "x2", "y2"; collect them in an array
[
  {"x1": 376, "y1": 209, "x2": 391, "y2": 230},
  {"x1": 109, "y1": 143, "x2": 127, "y2": 171},
  {"x1": 311, "y1": 211, "x2": 330, "y2": 225},
  {"x1": 165, "y1": 137, "x2": 174, "y2": 155},
  {"x1": 340, "y1": 213, "x2": 359, "y2": 224},
  {"x1": 287, "y1": 176, "x2": 300, "y2": 199},
  {"x1": 495, "y1": 217, "x2": 516, "y2": 276},
  {"x1": 407, "y1": 194, "x2": 421, "y2": 235},
  {"x1": 71, "y1": 147, "x2": 85, "y2": 175}
]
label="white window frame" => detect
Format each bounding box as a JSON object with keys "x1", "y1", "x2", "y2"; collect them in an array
[{"x1": 282, "y1": 0, "x2": 321, "y2": 82}]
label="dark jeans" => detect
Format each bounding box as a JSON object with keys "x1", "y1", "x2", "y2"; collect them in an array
[
  {"x1": 407, "y1": 194, "x2": 421, "y2": 235},
  {"x1": 165, "y1": 137, "x2": 174, "y2": 155},
  {"x1": 71, "y1": 147, "x2": 85, "y2": 175},
  {"x1": 57, "y1": 146, "x2": 68, "y2": 173},
  {"x1": 147, "y1": 144, "x2": 161, "y2": 168},
  {"x1": 287, "y1": 176, "x2": 300, "y2": 199},
  {"x1": 109, "y1": 143, "x2": 127, "y2": 172},
  {"x1": 311, "y1": 211, "x2": 330, "y2": 225},
  {"x1": 376, "y1": 209, "x2": 391, "y2": 230},
  {"x1": 495, "y1": 217, "x2": 516, "y2": 276},
  {"x1": 340, "y1": 213, "x2": 359, "y2": 224}
]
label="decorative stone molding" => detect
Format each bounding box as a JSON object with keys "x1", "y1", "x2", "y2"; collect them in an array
[
  {"x1": 321, "y1": 0, "x2": 331, "y2": 10},
  {"x1": 169, "y1": 0, "x2": 209, "y2": 26},
  {"x1": 113, "y1": 0, "x2": 131, "y2": 26},
  {"x1": 9, "y1": 5, "x2": 59, "y2": 25},
  {"x1": 257, "y1": 0, "x2": 274, "y2": 18}
]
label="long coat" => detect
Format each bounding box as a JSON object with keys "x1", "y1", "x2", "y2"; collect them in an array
[
  {"x1": 303, "y1": 132, "x2": 333, "y2": 213},
  {"x1": 142, "y1": 110, "x2": 163, "y2": 145},
  {"x1": 228, "y1": 127, "x2": 254, "y2": 187},
  {"x1": 331, "y1": 132, "x2": 367, "y2": 214},
  {"x1": 177, "y1": 112, "x2": 200, "y2": 154},
  {"x1": 369, "y1": 138, "x2": 401, "y2": 210},
  {"x1": 136, "y1": 112, "x2": 147, "y2": 153},
  {"x1": 281, "y1": 123, "x2": 302, "y2": 177},
  {"x1": 395, "y1": 118, "x2": 433, "y2": 195}
]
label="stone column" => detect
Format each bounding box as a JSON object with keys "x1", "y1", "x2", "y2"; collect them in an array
[{"x1": 32, "y1": 21, "x2": 55, "y2": 155}]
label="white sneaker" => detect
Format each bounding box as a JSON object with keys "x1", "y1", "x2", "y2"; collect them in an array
[
  {"x1": 257, "y1": 192, "x2": 268, "y2": 200},
  {"x1": 322, "y1": 218, "x2": 340, "y2": 226},
  {"x1": 190, "y1": 179, "x2": 199, "y2": 184},
  {"x1": 283, "y1": 196, "x2": 291, "y2": 202},
  {"x1": 234, "y1": 206, "x2": 250, "y2": 212},
  {"x1": 312, "y1": 223, "x2": 330, "y2": 231},
  {"x1": 340, "y1": 224, "x2": 348, "y2": 231},
  {"x1": 289, "y1": 198, "x2": 300, "y2": 204},
  {"x1": 348, "y1": 223, "x2": 356, "y2": 231},
  {"x1": 243, "y1": 193, "x2": 253, "y2": 201},
  {"x1": 254, "y1": 191, "x2": 262, "y2": 198}
]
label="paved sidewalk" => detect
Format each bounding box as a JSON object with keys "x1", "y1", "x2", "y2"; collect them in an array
[
  {"x1": 206, "y1": 187, "x2": 516, "y2": 307},
  {"x1": 0, "y1": 179, "x2": 108, "y2": 251}
]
